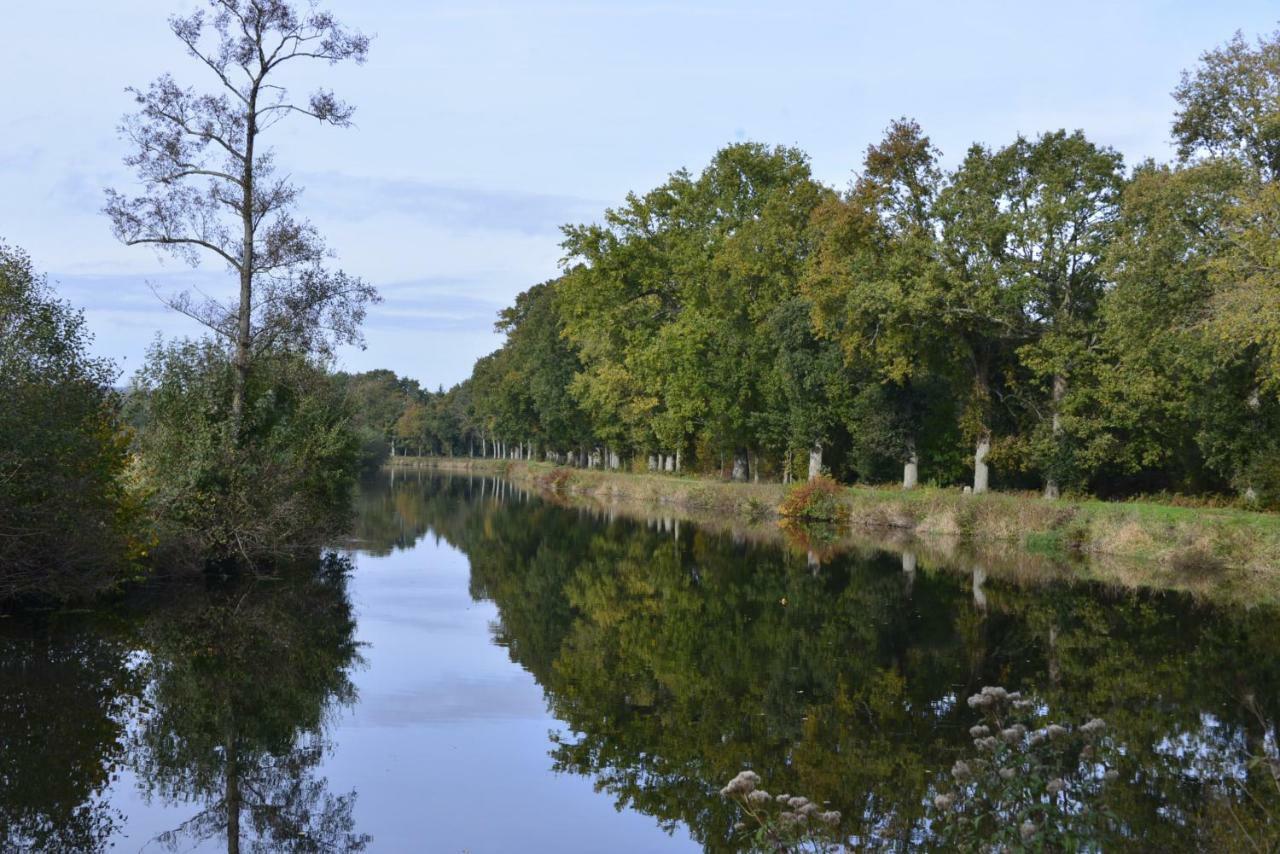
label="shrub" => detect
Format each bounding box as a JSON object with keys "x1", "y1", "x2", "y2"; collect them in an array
[
  {"x1": 778, "y1": 475, "x2": 848, "y2": 522},
  {"x1": 131, "y1": 339, "x2": 360, "y2": 569},
  {"x1": 540, "y1": 467, "x2": 573, "y2": 494},
  {"x1": 0, "y1": 243, "x2": 139, "y2": 602}
]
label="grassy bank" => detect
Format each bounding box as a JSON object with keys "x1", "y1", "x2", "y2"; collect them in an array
[
  {"x1": 390, "y1": 457, "x2": 1280, "y2": 604},
  {"x1": 391, "y1": 456, "x2": 786, "y2": 515}
]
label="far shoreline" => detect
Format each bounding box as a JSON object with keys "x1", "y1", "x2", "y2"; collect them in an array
[{"x1": 386, "y1": 456, "x2": 1280, "y2": 607}]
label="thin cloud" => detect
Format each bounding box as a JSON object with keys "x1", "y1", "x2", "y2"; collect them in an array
[{"x1": 302, "y1": 170, "x2": 603, "y2": 235}]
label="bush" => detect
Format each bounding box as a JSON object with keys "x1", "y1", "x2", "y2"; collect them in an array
[
  {"x1": 0, "y1": 243, "x2": 139, "y2": 602},
  {"x1": 539, "y1": 467, "x2": 573, "y2": 494},
  {"x1": 778, "y1": 475, "x2": 848, "y2": 521},
  {"x1": 131, "y1": 339, "x2": 360, "y2": 569}
]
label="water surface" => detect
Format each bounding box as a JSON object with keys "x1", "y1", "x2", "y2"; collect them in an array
[{"x1": 4, "y1": 471, "x2": 1279, "y2": 851}]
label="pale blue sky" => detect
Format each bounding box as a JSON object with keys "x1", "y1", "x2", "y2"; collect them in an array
[{"x1": 2, "y1": 1, "x2": 1276, "y2": 388}]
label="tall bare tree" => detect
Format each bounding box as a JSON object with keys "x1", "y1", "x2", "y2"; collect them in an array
[{"x1": 105, "y1": 0, "x2": 376, "y2": 434}]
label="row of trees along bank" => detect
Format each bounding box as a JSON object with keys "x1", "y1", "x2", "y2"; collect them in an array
[{"x1": 384, "y1": 30, "x2": 1280, "y2": 505}]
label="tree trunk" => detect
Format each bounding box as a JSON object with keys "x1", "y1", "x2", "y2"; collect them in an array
[
  {"x1": 1044, "y1": 372, "x2": 1065, "y2": 499},
  {"x1": 902, "y1": 442, "x2": 918, "y2": 490},
  {"x1": 731, "y1": 449, "x2": 748, "y2": 482},
  {"x1": 808, "y1": 440, "x2": 823, "y2": 481},
  {"x1": 675, "y1": 449, "x2": 681, "y2": 472},
  {"x1": 230, "y1": 93, "x2": 258, "y2": 441},
  {"x1": 226, "y1": 737, "x2": 241, "y2": 854},
  {"x1": 1048, "y1": 624, "x2": 1060, "y2": 687},
  {"x1": 973, "y1": 432, "x2": 991, "y2": 495}
]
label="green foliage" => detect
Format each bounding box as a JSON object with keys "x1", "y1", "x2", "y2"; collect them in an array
[
  {"x1": 131, "y1": 339, "x2": 360, "y2": 567},
  {"x1": 1173, "y1": 28, "x2": 1280, "y2": 179},
  {"x1": 334, "y1": 369, "x2": 421, "y2": 467},
  {"x1": 558, "y1": 142, "x2": 831, "y2": 466},
  {"x1": 441, "y1": 26, "x2": 1280, "y2": 504},
  {"x1": 0, "y1": 242, "x2": 137, "y2": 601}
]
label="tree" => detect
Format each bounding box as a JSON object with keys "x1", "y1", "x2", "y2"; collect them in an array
[
  {"x1": 1173, "y1": 28, "x2": 1280, "y2": 180},
  {"x1": 131, "y1": 340, "x2": 361, "y2": 566},
  {"x1": 558, "y1": 169, "x2": 697, "y2": 466},
  {"x1": 804, "y1": 119, "x2": 949, "y2": 488},
  {"x1": 758, "y1": 296, "x2": 852, "y2": 481},
  {"x1": 997, "y1": 131, "x2": 1124, "y2": 498},
  {"x1": 685, "y1": 144, "x2": 829, "y2": 480},
  {"x1": 394, "y1": 401, "x2": 428, "y2": 457},
  {"x1": 1085, "y1": 161, "x2": 1243, "y2": 494},
  {"x1": 559, "y1": 143, "x2": 829, "y2": 478},
  {"x1": 0, "y1": 243, "x2": 135, "y2": 601},
  {"x1": 482, "y1": 280, "x2": 591, "y2": 459},
  {"x1": 104, "y1": 0, "x2": 377, "y2": 435},
  {"x1": 334, "y1": 369, "x2": 420, "y2": 466},
  {"x1": 1171, "y1": 29, "x2": 1280, "y2": 500}
]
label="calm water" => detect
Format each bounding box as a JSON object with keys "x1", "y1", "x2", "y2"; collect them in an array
[{"x1": 4, "y1": 471, "x2": 1280, "y2": 851}]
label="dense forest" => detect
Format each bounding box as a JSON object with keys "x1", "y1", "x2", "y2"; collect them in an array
[{"x1": 366, "y1": 29, "x2": 1280, "y2": 505}]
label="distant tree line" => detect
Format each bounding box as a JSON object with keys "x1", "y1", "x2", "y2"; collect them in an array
[{"x1": 396, "y1": 29, "x2": 1280, "y2": 504}]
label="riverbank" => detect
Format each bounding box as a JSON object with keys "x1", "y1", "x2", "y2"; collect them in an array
[{"x1": 389, "y1": 457, "x2": 1280, "y2": 604}]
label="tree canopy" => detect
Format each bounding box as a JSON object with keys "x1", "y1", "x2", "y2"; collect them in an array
[{"x1": 431, "y1": 28, "x2": 1280, "y2": 504}]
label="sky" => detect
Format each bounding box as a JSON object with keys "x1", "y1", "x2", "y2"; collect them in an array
[{"x1": 2, "y1": 1, "x2": 1277, "y2": 390}]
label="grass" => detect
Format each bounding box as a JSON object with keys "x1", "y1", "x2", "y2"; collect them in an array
[{"x1": 390, "y1": 457, "x2": 1280, "y2": 605}]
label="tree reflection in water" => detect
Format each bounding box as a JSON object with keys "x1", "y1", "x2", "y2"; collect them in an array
[
  {"x1": 0, "y1": 553, "x2": 368, "y2": 854},
  {"x1": 0, "y1": 618, "x2": 139, "y2": 852},
  {"x1": 131, "y1": 554, "x2": 369, "y2": 853},
  {"x1": 358, "y1": 472, "x2": 1280, "y2": 852},
  {"x1": 6, "y1": 472, "x2": 1280, "y2": 852}
]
